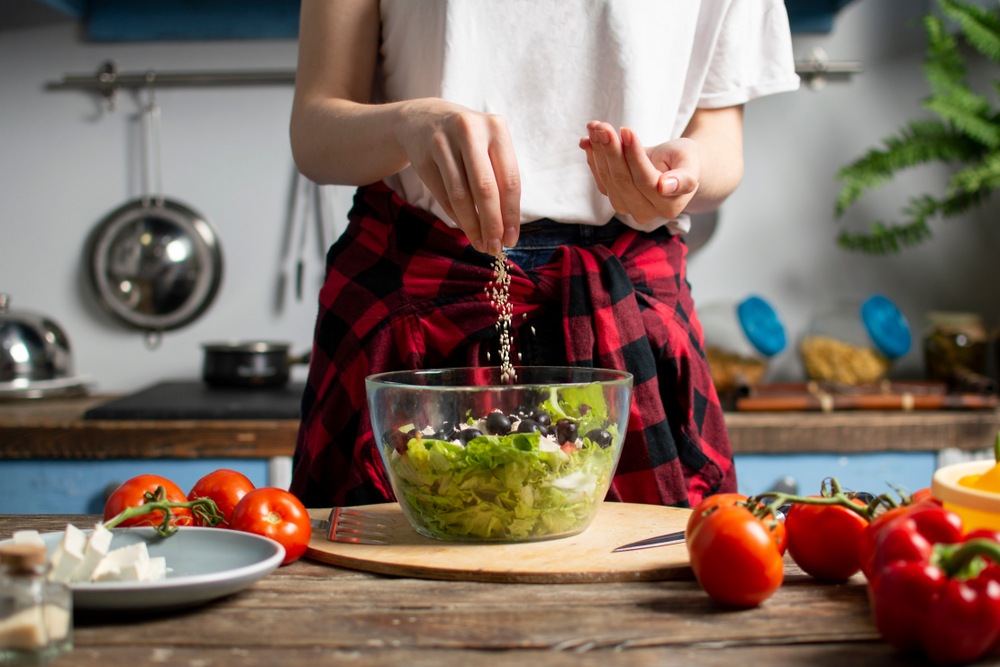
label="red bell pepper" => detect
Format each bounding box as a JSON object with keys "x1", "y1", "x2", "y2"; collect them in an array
[{"x1": 867, "y1": 504, "x2": 1000, "y2": 664}]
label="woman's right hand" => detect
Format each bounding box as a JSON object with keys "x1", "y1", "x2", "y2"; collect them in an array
[{"x1": 396, "y1": 99, "x2": 521, "y2": 254}]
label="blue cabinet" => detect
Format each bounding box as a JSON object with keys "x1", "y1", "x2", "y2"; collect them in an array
[
  {"x1": 35, "y1": 0, "x2": 858, "y2": 41},
  {"x1": 734, "y1": 452, "x2": 938, "y2": 498},
  {"x1": 0, "y1": 458, "x2": 271, "y2": 515}
]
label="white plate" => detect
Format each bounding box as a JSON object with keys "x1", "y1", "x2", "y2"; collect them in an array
[{"x1": 0, "y1": 527, "x2": 285, "y2": 610}]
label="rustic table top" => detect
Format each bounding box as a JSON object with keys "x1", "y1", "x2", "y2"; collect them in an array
[
  {"x1": 1, "y1": 394, "x2": 998, "y2": 460},
  {"x1": 1, "y1": 515, "x2": 927, "y2": 667}
]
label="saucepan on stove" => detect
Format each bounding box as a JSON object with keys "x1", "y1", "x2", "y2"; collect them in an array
[{"x1": 202, "y1": 341, "x2": 310, "y2": 388}]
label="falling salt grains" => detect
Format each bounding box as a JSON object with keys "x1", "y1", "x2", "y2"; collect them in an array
[{"x1": 489, "y1": 248, "x2": 516, "y2": 384}]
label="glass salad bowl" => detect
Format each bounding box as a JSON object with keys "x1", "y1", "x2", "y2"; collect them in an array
[{"x1": 366, "y1": 367, "x2": 632, "y2": 542}]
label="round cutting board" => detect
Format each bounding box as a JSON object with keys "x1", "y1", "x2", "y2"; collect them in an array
[{"x1": 305, "y1": 502, "x2": 692, "y2": 584}]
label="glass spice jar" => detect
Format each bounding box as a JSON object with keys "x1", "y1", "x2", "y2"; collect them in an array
[
  {"x1": 699, "y1": 295, "x2": 787, "y2": 395},
  {"x1": 924, "y1": 311, "x2": 991, "y2": 391},
  {"x1": 800, "y1": 294, "x2": 911, "y2": 386},
  {"x1": 0, "y1": 543, "x2": 72, "y2": 665}
]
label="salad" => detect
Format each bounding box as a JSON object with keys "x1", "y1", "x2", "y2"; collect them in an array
[{"x1": 381, "y1": 384, "x2": 620, "y2": 541}]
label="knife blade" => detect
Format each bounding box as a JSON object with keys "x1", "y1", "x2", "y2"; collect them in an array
[
  {"x1": 612, "y1": 530, "x2": 686, "y2": 552},
  {"x1": 612, "y1": 503, "x2": 793, "y2": 553}
]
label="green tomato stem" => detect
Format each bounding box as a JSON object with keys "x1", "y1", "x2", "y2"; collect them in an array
[
  {"x1": 745, "y1": 477, "x2": 887, "y2": 522},
  {"x1": 103, "y1": 486, "x2": 224, "y2": 537}
]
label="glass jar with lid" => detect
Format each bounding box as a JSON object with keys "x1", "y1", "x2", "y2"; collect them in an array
[
  {"x1": 799, "y1": 294, "x2": 911, "y2": 386},
  {"x1": 699, "y1": 295, "x2": 787, "y2": 396},
  {"x1": 924, "y1": 311, "x2": 991, "y2": 392},
  {"x1": 0, "y1": 542, "x2": 72, "y2": 665}
]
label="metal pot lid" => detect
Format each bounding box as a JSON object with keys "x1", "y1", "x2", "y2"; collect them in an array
[
  {"x1": 202, "y1": 341, "x2": 291, "y2": 353},
  {"x1": 0, "y1": 294, "x2": 74, "y2": 382},
  {"x1": 88, "y1": 197, "x2": 224, "y2": 334}
]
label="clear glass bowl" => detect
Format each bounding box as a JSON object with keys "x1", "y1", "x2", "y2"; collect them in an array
[{"x1": 365, "y1": 367, "x2": 633, "y2": 543}]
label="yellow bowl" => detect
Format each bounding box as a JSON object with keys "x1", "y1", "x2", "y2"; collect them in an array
[{"x1": 932, "y1": 459, "x2": 1000, "y2": 532}]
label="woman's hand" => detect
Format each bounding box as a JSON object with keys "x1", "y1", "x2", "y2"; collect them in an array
[
  {"x1": 580, "y1": 122, "x2": 700, "y2": 224},
  {"x1": 579, "y1": 107, "x2": 744, "y2": 222},
  {"x1": 397, "y1": 99, "x2": 521, "y2": 254}
]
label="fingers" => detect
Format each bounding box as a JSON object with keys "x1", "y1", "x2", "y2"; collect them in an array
[
  {"x1": 582, "y1": 123, "x2": 702, "y2": 222},
  {"x1": 486, "y1": 116, "x2": 521, "y2": 249},
  {"x1": 402, "y1": 103, "x2": 521, "y2": 253},
  {"x1": 589, "y1": 122, "x2": 659, "y2": 223}
]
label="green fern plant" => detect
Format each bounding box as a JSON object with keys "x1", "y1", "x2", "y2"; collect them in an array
[{"x1": 836, "y1": 0, "x2": 1000, "y2": 253}]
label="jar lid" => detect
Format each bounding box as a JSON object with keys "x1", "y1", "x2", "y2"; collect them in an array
[
  {"x1": 861, "y1": 294, "x2": 911, "y2": 359},
  {"x1": 0, "y1": 543, "x2": 46, "y2": 572},
  {"x1": 737, "y1": 296, "x2": 786, "y2": 357}
]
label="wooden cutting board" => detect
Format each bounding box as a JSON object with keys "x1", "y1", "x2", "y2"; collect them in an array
[{"x1": 305, "y1": 502, "x2": 692, "y2": 584}]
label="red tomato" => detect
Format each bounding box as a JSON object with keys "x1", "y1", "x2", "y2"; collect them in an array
[
  {"x1": 785, "y1": 498, "x2": 869, "y2": 581},
  {"x1": 103, "y1": 474, "x2": 193, "y2": 527},
  {"x1": 188, "y1": 469, "x2": 256, "y2": 526},
  {"x1": 687, "y1": 504, "x2": 784, "y2": 608},
  {"x1": 685, "y1": 493, "x2": 747, "y2": 542},
  {"x1": 229, "y1": 488, "x2": 312, "y2": 565}
]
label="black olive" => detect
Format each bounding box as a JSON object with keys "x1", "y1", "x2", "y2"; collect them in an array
[
  {"x1": 458, "y1": 428, "x2": 483, "y2": 444},
  {"x1": 384, "y1": 429, "x2": 410, "y2": 454},
  {"x1": 435, "y1": 427, "x2": 457, "y2": 442},
  {"x1": 516, "y1": 419, "x2": 541, "y2": 434},
  {"x1": 485, "y1": 411, "x2": 512, "y2": 435},
  {"x1": 531, "y1": 410, "x2": 552, "y2": 427},
  {"x1": 585, "y1": 428, "x2": 613, "y2": 449},
  {"x1": 579, "y1": 403, "x2": 591, "y2": 416},
  {"x1": 555, "y1": 419, "x2": 578, "y2": 445}
]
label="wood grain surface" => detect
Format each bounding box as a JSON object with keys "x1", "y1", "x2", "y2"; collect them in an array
[
  {"x1": 305, "y1": 503, "x2": 692, "y2": 583},
  {"x1": 0, "y1": 515, "x2": 911, "y2": 666}
]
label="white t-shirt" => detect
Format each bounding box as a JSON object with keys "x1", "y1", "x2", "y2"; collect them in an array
[{"x1": 378, "y1": 0, "x2": 799, "y2": 234}]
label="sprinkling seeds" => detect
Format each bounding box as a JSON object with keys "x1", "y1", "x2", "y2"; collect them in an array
[{"x1": 490, "y1": 248, "x2": 516, "y2": 384}]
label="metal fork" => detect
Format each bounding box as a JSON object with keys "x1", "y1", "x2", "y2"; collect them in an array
[{"x1": 310, "y1": 508, "x2": 396, "y2": 545}]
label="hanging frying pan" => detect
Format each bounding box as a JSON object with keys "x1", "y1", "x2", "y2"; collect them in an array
[{"x1": 87, "y1": 82, "x2": 223, "y2": 349}]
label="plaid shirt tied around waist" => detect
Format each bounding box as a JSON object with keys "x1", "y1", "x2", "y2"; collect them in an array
[{"x1": 291, "y1": 183, "x2": 736, "y2": 508}]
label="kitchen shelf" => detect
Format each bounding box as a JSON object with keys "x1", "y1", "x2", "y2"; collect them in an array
[{"x1": 1, "y1": 394, "x2": 997, "y2": 460}]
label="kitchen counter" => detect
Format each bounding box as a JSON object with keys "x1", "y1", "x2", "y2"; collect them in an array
[
  {"x1": 1, "y1": 514, "x2": 906, "y2": 667},
  {"x1": 2, "y1": 394, "x2": 999, "y2": 459}
]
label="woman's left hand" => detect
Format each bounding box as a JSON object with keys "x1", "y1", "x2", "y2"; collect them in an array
[{"x1": 580, "y1": 122, "x2": 700, "y2": 224}]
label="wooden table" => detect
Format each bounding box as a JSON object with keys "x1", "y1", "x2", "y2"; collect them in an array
[{"x1": 1, "y1": 515, "x2": 924, "y2": 667}]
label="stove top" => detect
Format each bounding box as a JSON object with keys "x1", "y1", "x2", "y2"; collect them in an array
[{"x1": 84, "y1": 381, "x2": 305, "y2": 420}]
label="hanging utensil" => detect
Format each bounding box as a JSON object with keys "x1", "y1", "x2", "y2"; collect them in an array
[{"x1": 86, "y1": 77, "x2": 224, "y2": 349}]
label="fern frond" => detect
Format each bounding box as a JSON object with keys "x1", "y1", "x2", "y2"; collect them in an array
[
  {"x1": 834, "y1": 120, "x2": 984, "y2": 216},
  {"x1": 924, "y1": 94, "x2": 1000, "y2": 147},
  {"x1": 948, "y1": 153, "x2": 1000, "y2": 196},
  {"x1": 924, "y1": 13, "x2": 966, "y2": 94},
  {"x1": 938, "y1": 0, "x2": 1000, "y2": 63},
  {"x1": 838, "y1": 219, "x2": 933, "y2": 254}
]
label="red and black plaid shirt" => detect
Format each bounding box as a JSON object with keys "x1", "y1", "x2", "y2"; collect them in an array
[{"x1": 291, "y1": 183, "x2": 736, "y2": 508}]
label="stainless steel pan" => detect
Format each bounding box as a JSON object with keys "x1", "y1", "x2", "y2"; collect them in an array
[{"x1": 87, "y1": 85, "x2": 223, "y2": 349}]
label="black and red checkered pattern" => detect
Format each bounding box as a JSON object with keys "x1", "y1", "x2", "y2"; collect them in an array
[{"x1": 291, "y1": 183, "x2": 736, "y2": 508}]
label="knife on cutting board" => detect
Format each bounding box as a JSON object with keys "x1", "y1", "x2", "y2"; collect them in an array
[
  {"x1": 613, "y1": 531, "x2": 686, "y2": 552},
  {"x1": 613, "y1": 505, "x2": 791, "y2": 553}
]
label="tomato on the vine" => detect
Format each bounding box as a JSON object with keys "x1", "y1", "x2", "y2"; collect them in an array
[
  {"x1": 229, "y1": 488, "x2": 312, "y2": 565},
  {"x1": 785, "y1": 497, "x2": 868, "y2": 581},
  {"x1": 188, "y1": 469, "x2": 256, "y2": 526},
  {"x1": 103, "y1": 474, "x2": 193, "y2": 528},
  {"x1": 685, "y1": 493, "x2": 746, "y2": 542},
  {"x1": 687, "y1": 503, "x2": 784, "y2": 608}
]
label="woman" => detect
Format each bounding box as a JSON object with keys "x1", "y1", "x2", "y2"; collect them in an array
[{"x1": 289, "y1": 0, "x2": 799, "y2": 508}]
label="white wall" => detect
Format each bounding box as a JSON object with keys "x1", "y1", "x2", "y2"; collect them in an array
[
  {"x1": 0, "y1": 23, "x2": 356, "y2": 391},
  {"x1": 689, "y1": 0, "x2": 1000, "y2": 381},
  {"x1": 2, "y1": 0, "x2": 997, "y2": 392}
]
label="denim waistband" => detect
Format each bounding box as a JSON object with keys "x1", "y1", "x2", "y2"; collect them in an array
[{"x1": 514, "y1": 217, "x2": 671, "y2": 249}]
